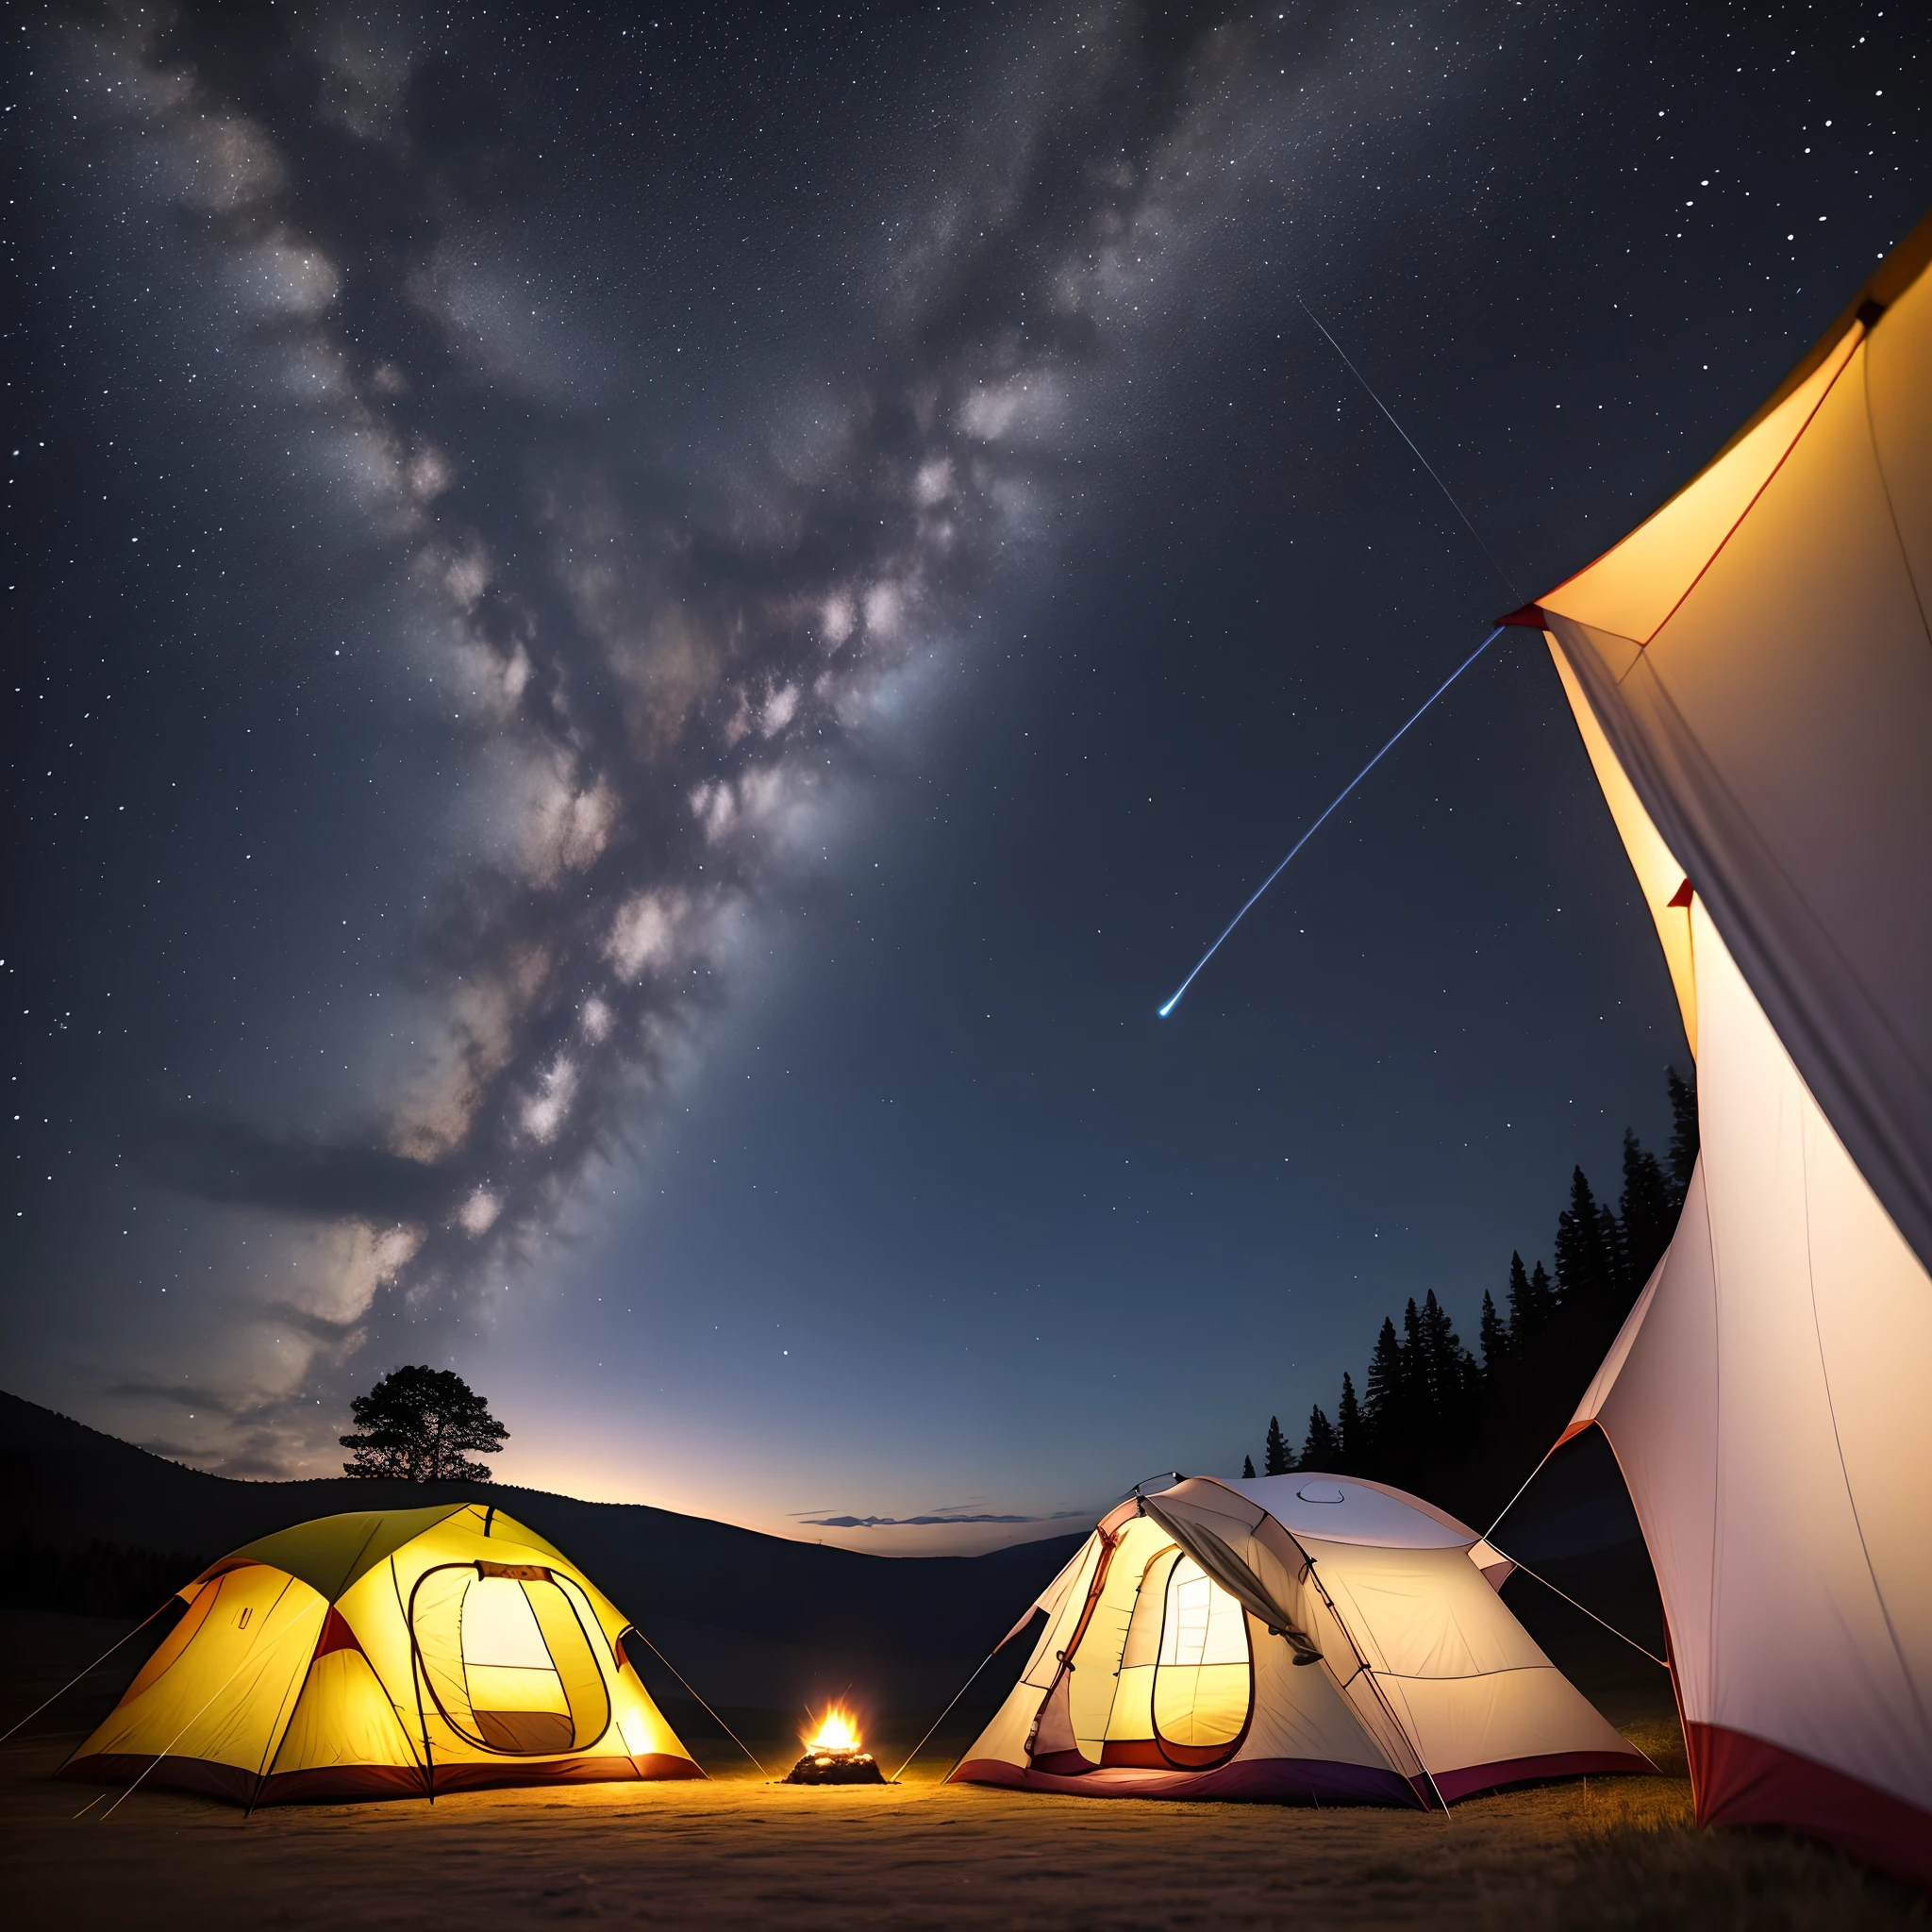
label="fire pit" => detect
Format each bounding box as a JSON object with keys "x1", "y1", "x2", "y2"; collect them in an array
[{"x1": 784, "y1": 1707, "x2": 886, "y2": 1785}]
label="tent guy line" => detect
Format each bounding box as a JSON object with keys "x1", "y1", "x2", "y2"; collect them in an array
[
  {"x1": 1158, "y1": 626, "x2": 1504, "y2": 1017},
  {"x1": 1487, "y1": 1541, "x2": 1669, "y2": 1669},
  {"x1": 0, "y1": 1595, "x2": 179, "y2": 1747},
  {"x1": 620, "y1": 1621, "x2": 772, "y2": 1778}
]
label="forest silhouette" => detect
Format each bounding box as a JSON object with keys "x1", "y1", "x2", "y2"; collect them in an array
[{"x1": 1251, "y1": 1069, "x2": 1698, "y2": 1524}]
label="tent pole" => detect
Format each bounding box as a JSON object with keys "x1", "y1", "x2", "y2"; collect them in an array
[{"x1": 1301, "y1": 1556, "x2": 1450, "y2": 1813}]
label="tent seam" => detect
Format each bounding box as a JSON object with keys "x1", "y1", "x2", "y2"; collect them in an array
[
  {"x1": 1635, "y1": 326, "x2": 1862, "y2": 649},
  {"x1": 1859, "y1": 325, "x2": 1932, "y2": 657},
  {"x1": 1798, "y1": 1106, "x2": 1931, "y2": 1739}
]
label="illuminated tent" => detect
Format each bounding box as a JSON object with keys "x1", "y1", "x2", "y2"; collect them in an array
[
  {"x1": 1509, "y1": 212, "x2": 1932, "y2": 1882},
  {"x1": 60, "y1": 1504, "x2": 702, "y2": 1806},
  {"x1": 952, "y1": 1474, "x2": 1644, "y2": 1805}
]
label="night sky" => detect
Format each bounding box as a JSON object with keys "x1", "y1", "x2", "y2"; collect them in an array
[{"x1": 6, "y1": 2, "x2": 1924, "y2": 1553}]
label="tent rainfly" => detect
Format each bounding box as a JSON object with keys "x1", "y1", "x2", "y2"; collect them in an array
[
  {"x1": 951, "y1": 1473, "x2": 1646, "y2": 1805},
  {"x1": 1506, "y1": 210, "x2": 1932, "y2": 1884},
  {"x1": 60, "y1": 1504, "x2": 702, "y2": 1806}
]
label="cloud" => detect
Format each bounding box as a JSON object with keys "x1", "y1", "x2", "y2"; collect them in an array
[
  {"x1": 793, "y1": 1507, "x2": 1091, "y2": 1527},
  {"x1": 133, "y1": 1119, "x2": 459, "y2": 1224}
]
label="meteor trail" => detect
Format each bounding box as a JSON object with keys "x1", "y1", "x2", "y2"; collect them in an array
[
  {"x1": 1158, "y1": 626, "x2": 1505, "y2": 1018},
  {"x1": 1297, "y1": 297, "x2": 1524, "y2": 605}
]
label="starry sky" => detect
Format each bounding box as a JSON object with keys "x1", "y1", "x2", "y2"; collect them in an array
[{"x1": 6, "y1": 2, "x2": 1925, "y2": 1553}]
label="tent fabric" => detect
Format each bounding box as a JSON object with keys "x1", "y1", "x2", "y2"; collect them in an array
[
  {"x1": 1535, "y1": 212, "x2": 1932, "y2": 1884},
  {"x1": 951, "y1": 1474, "x2": 1643, "y2": 1807},
  {"x1": 1536, "y1": 208, "x2": 1932, "y2": 1276},
  {"x1": 61, "y1": 1504, "x2": 701, "y2": 1807},
  {"x1": 1558, "y1": 902, "x2": 1932, "y2": 1883}
]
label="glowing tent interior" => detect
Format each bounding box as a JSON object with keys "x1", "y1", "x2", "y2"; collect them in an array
[
  {"x1": 60, "y1": 1504, "x2": 701, "y2": 1806},
  {"x1": 951, "y1": 1473, "x2": 1646, "y2": 1805},
  {"x1": 1505, "y1": 209, "x2": 1932, "y2": 1884}
]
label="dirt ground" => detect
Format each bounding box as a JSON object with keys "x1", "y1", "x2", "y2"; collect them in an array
[{"x1": 3, "y1": 1612, "x2": 1924, "y2": 1931}]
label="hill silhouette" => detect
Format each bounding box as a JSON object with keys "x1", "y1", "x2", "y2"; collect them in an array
[{"x1": 0, "y1": 1389, "x2": 1080, "y2": 1736}]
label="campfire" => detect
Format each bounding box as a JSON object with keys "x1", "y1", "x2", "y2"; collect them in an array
[{"x1": 784, "y1": 1706, "x2": 885, "y2": 1785}]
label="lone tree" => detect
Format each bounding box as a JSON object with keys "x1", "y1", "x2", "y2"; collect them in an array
[{"x1": 341, "y1": 1366, "x2": 509, "y2": 1481}]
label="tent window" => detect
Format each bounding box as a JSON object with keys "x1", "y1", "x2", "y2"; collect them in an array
[
  {"x1": 410, "y1": 1566, "x2": 611, "y2": 1757},
  {"x1": 1151, "y1": 1557, "x2": 1251, "y2": 1764},
  {"x1": 1158, "y1": 1562, "x2": 1247, "y2": 1669}
]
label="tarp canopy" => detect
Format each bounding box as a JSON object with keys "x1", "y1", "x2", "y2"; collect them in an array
[
  {"x1": 61, "y1": 1503, "x2": 701, "y2": 1807},
  {"x1": 952, "y1": 1474, "x2": 1642, "y2": 1806},
  {"x1": 1529, "y1": 210, "x2": 1932, "y2": 1886}
]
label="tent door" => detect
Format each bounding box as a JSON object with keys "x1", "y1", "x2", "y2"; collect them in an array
[
  {"x1": 1149, "y1": 1556, "x2": 1252, "y2": 1768},
  {"x1": 409, "y1": 1564, "x2": 612, "y2": 1756}
]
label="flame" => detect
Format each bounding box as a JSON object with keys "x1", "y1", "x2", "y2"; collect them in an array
[{"x1": 803, "y1": 1706, "x2": 860, "y2": 1753}]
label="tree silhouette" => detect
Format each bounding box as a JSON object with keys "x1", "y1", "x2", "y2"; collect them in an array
[
  {"x1": 1506, "y1": 1250, "x2": 1555, "y2": 1347},
  {"x1": 1308, "y1": 1068, "x2": 1698, "y2": 1507},
  {"x1": 1478, "y1": 1290, "x2": 1508, "y2": 1375},
  {"x1": 1263, "y1": 1414, "x2": 1294, "y2": 1476},
  {"x1": 1667, "y1": 1064, "x2": 1699, "y2": 1203},
  {"x1": 1363, "y1": 1316, "x2": 1406, "y2": 1474},
  {"x1": 1335, "y1": 1372, "x2": 1361, "y2": 1473},
  {"x1": 1618, "y1": 1129, "x2": 1676, "y2": 1289},
  {"x1": 1554, "y1": 1167, "x2": 1619, "y2": 1307},
  {"x1": 341, "y1": 1366, "x2": 509, "y2": 1481},
  {"x1": 1242, "y1": 1454, "x2": 1256, "y2": 1479}
]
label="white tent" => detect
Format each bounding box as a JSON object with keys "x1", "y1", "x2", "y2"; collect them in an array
[
  {"x1": 952, "y1": 1473, "x2": 1644, "y2": 1805},
  {"x1": 1515, "y1": 211, "x2": 1932, "y2": 1881}
]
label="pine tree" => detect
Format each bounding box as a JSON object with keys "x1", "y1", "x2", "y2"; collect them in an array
[
  {"x1": 1599, "y1": 1194, "x2": 1628, "y2": 1298},
  {"x1": 1363, "y1": 1315, "x2": 1407, "y2": 1478},
  {"x1": 1401, "y1": 1296, "x2": 1425, "y2": 1395},
  {"x1": 1667, "y1": 1065, "x2": 1699, "y2": 1204},
  {"x1": 1336, "y1": 1372, "x2": 1362, "y2": 1473},
  {"x1": 1505, "y1": 1251, "x2": 1547, "y2": 1346},
  {"x1": 1417, "y1": 1290, "x2": 1477, "y2": 1444},
  {"x1": 1302, "y1": 1406, "x2": 1339, "y2": 1468},
  {"x1": 1554, "y1": 1167, "x2": 1618, "y2": 1307},
  {"x1": 1618, "y1": 1129, "x2": 1676, "y2": 1291},
  {"x1": 1264, "y1": 1415, "x2": 1293, "y2": 1476},
  {"x1": 1478, "y1": 1289, "x2": 1508, "y2": 1375},
  {"x1": 1242, "y1": 1454, "x2": 1256, "y2": 1479},
  {"x1": 1530, "y1": 1260, "x2": 1556, "y2": 1320}
]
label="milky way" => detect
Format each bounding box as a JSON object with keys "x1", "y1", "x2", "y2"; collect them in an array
[{"x1": 8, "y1": 3, "x2": 1924, "y2": 1515}]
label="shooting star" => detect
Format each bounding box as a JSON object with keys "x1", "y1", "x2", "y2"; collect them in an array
[
  {"x1": 1158, "y1": 296, "x2": 1524, "y2": 1018},
  {"x1": 1158, "y1": 625, "x2": 1505, "y2": 1018},
  {"x1": 1297, "y1": 297, "x2": 1523, "y2": 605}
]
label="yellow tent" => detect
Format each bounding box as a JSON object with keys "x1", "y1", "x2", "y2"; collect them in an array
[{"x1": 61, "y1": 1503, "x2": 702, "y2": 1806}]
